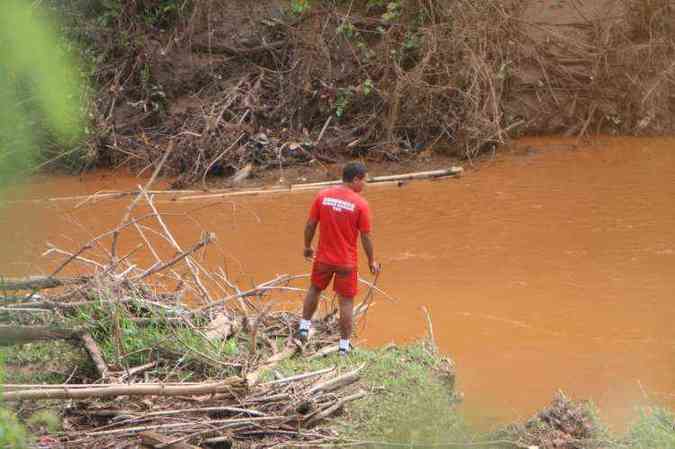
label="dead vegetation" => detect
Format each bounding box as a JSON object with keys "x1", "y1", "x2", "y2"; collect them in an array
[
  {"x1": 0, "y1": 153, "x2": 409, "y2": 448},
  {"x1": 503, "y1": 392, "x2": 604, "y2": 449},
  {"x1": 56, "y1": 0, "x2": 674, "y2": 186}
]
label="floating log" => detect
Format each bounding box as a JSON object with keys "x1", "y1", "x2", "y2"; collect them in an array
[
  {"x1": 177, "y1": 167, "x2": 464, "y2": 201},
  {"x1": 4, "y1": 167, "x2": 464, "y2": 205},
  {"x1": 293, "y1": 167, "x2": 464, "y2": 189}
]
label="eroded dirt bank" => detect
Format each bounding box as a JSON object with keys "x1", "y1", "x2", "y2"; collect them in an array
[{"x1": 50, "y1": 0, "x2": 674, "y2": 187}]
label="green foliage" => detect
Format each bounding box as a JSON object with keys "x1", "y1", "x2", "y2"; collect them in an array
[
  {"x1": 627, "y1": 407, "x2": 675, "y2": 449},
  {"x1": 27, "y1": 410, "x2": 61, "y2": 434},
  {"x1": 337, "y1": 20, "x2": 356, "y2": 39},
  {"x1": 0, "y1": 354, "x2": 28, "y2": 448},
  {"x1": 141, "y1": 0, "x2": 189, "y2": 28},
  {"x1": 70, "y1": 300, "x2": 161, "y2": 366},
  {"x1": 403, "y1": 31, "x2": 421, "y2": 50},
  {"x1": 381, "y1": 1, "x2": 401, "y2": 22},
  {"x1": 69, "y1": 298, "x2": 238, "y2": 375},
  {"x1": 335, "y1": 88, "x2": 353, "y2": 118},
  {"x1": 91, "y1": 0, "x2": 186, "y2": 28},
  {"x1": 290, "y1": 0, "x2": 311, "y2": 15},
  {"x1": 96, "y1": 0, "x2": 122, "y2": 26},
  {"x1": 362, "y1": 79, "x2": 374, "y2": 96},
  {"x1": 0, "y1": 341, "x2": 89, "y2": 384},
  {"x1": 0, "y1": 0, "x2": 85, "y2": 186},
  {"x1": 0, "y1": 410, "x2": 29, "y2": 449}
]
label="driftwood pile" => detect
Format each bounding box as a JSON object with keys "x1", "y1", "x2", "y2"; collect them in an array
[
  {"x1": 0, "y1": 154, "x2": 389, "y2": 449},
  {"x1": 504, "y1": 392, "x2": 598, "y2": 449}
]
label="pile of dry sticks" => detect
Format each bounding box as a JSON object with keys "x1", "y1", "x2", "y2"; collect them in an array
[{"x1": 0, "y1": 151, "x2": 394, "y2": 449}]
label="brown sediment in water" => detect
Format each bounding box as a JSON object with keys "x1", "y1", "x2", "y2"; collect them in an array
[{"x1": 1, "y1": 136, "x2": 674, "y2": 428}]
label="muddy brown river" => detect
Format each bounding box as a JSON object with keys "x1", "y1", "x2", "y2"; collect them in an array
[{"x1": 2, "y1": 137, "x2": 674, "y2": 429}]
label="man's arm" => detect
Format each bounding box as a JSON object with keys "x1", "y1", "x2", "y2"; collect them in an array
[
  {"x1": 304, "y1": 219, "x2": 318, "y2": 260},
  {"x1": 360, "y1": 232, "x2": 380, "y2": 274}
]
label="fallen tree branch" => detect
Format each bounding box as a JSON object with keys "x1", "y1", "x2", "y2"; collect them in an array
[
  {"x1": 135, "y1": 233, "x2": 215, "y2": 280},
  {"x1": 308, "y1": 364, "x2": 364, "y2": 395},
  {"x1": 305, "y1": 389, "x2": 367, "y2": 427},
  {"x1": 140, "y1": 431, "x2": 202, "y2": 449},
  {"x1": 246, "y1": 344, "x2": 299, "y2": 386},
  {"x1": 111, "y1": 141, "x2": 174, "y2": 262},
  {"x1": 81, "y1": 333, "x2": 110, "y2": 380},
  {"x1": 86, "y1": 416, "x2": 284, "y2": 437},
  {"x1": 2, "y1": 379, "x2": 242, "y2": 401},
  {"x1": 192, "y1": 40, "x2": 285, "y2": 56},
  {"x1": 0, "y1": 276, "x2": 88, "y2": 291},
  {"x1": 0, "y1": 325, "x2": 79, "y2": 345}
]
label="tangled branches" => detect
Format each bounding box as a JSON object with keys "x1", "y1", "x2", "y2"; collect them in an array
[
  {"x1": 66, "y1": 0, "x2": 675, "y2": 183},
  {"x1": 0, "y1": 150, "x2": 403, "y2": 448}
]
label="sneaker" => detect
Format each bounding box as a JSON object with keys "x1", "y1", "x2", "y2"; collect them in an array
[
  {"x1": 338, "y1": 342, "x2": 352, "y2": 357},
  {"x1": 297, "y1": 328, "x2": 310, "y2": 343}
]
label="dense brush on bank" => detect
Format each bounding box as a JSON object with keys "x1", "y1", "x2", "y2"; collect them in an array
[{"x1": 32, "y1": 0, "x2": 675, "y2": 185}]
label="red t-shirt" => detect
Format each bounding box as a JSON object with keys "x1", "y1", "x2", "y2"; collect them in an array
[{"x1": 309, "y1": 186, "x2": 371, "y2": 268}]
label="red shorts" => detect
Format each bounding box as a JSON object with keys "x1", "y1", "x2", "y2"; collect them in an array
[{"x1": 311, "y1": 262, "x2": 358, "y2": 298}]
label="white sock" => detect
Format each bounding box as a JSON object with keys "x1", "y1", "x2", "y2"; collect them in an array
[
  {"x1": 299, "y1": 319, "x2": 312, "y2": 331},
  {"x1": 339, "y1": 339, "x2": 350, "y2": 351}
]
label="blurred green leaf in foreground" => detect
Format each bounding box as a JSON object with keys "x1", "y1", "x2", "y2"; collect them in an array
[{"x1": 0, "y1": 0, "x2": 85, "y2": 189}]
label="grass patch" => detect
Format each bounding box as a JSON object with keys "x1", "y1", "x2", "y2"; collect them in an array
[
  {"x1": 0, "y1": 341, "x2": 90, "y2": 384},
  {"x1": 272, "y1": 342, "x2": 471, "y2": 446},
  {"x1": 626, "y1": 407, "x2": 675, "y2": 449},
  {"x1": 0, "y1": 409, "x2": 29, "y2": 449}
]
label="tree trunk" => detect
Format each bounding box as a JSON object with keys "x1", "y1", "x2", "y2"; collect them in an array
[{"x1": 0, "y1": 325, "x2": 78, "y2": 345}]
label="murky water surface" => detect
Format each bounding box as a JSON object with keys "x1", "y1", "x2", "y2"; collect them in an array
[{"x1": 2, "y1": 137, "x2": 674, "y2": 428}]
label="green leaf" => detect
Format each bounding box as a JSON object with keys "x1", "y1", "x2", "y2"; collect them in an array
[{"x1": 0, "y1": 0, "x2": 85, "y2": 188}]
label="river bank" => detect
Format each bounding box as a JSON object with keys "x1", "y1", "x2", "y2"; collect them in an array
[
  {"x1": 1, "y1": 333, "x2": 673, "y2": 449},
  {"x1": 28, "y1": 0, "x2": 674, "y2": 186}
]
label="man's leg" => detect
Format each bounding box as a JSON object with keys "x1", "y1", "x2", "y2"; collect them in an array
[
  {"x1": 338, "y1": 295, "x2": 354, "y2": 341},
  {"x1": 299, "y1": 263, "x2": 330, "y2": 341},
  {"x1": 302, "y1": 284, "x2": 322, "y2": 321},
  {"x1": 335, "y1": 267, "x2": 358, "y2": 355},
  {"x1": 298, "y1": 262, "x2": 333, "y2": 341}
]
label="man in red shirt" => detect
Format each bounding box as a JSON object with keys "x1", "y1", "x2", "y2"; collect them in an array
[{"x1": 298, "y1": 162, "x2": 380, "y2": 356}]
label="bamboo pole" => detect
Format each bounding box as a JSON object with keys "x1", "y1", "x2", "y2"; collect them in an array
[
  {"x1": 177, "y1": 167, "x2": 463, "y2": 201},
  {"x1": 4, "y1": 167, "x2": 463, "y2": 204},
  {"x1": 1, "y1": 379, "x2": 242, "y2": 401}
]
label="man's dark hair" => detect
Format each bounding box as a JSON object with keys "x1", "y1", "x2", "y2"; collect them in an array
[{"x1": 342, "y1": 162, "x2": 368, "y2": 182}]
